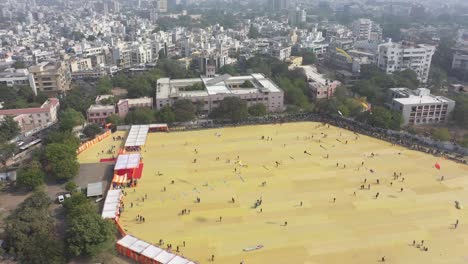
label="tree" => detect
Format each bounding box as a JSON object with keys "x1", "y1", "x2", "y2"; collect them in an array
[
  {"x1": 452, "y1": 96, "x2": 468, "y2": 128},
  {"x1": 125, "y1": 108, "x2": 155, "y2": 124},
  {"x1": 59, "y1": 108, "x2": 85, "y2": 131},
  {"x1": 428, "y1": 66, "x2": 448, "y2": 92},
  {"x1": 46, "y1": 130, "x2": 80, "y2": 150},
  {"x1": 96, "y1": 77, "x2": 112, "y2": 95},
  {"x1": 358, "y1": 106, "x2": 402, "y2": 130},
  {"x1": 248, "y1": 24, "x2": 260, "y2": 39},
  {"x1": 210, "y1": 97, "x2": 248, "y2": 122},
  {"x1": 0, "y1": 143, "x2": 17, "y2": 165},
  {"x1": 155, "y1": 106, "x2": 176, "y2": 123},
  {"x1": 64, "y1": 193, "x2": 115, "y2": 257},
  {"x1": 4, "y1": 191, "x2": 64, "y2": 264},
  {"x1": 44, "y1": 143, "x2": 79, "y2": 181},
  {"x1": 301, "y1": 50, "x2": 316, "y2": 65},
  {"x1": 65, "y1": 181, "x2": 79, "y2": 193},
  {"x1": 107, "y1": 114, "x2": 123, "y2": 126},
  {"x1": 0, "y1": 115, "x2": 20, "y2": 142},
  {"x1": 16, "y1": 160, "x2": 45, "y2": 190},
  {"x1": 173, "y1": 99, "x2": 196, "y2": 122},
  {"x1": 83, "y1": 123, "x2": 103, "y2": 139},
  {"x1": 12, "y1": 61, "x2": 26, "y2": 69},
  {"x1": 432, "y1": 128, "x2": 451, "y2": 141},
  {"x1": 219, "y1": 65, "x2": 239, "y2": 75},
  {"x1": 248, "y1": 103, "x2": 267, "y2": 116}
]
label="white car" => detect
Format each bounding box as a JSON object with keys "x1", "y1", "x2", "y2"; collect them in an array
[{"x1": 58, "y1": 193, "x2": 71, "y2": 203}]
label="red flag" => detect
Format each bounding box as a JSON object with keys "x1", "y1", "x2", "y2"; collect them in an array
[{"x1": 435, "y1": 163, "x2": 441, "y2": 170}]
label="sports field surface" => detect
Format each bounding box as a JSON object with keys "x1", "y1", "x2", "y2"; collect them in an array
[{"x1": 89, "y1": 123, "x2": 468, "y2": 263}]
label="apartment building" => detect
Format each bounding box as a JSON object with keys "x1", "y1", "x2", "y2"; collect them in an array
[
  {"x1": 69, "y1": 58, "x2": 93, "y2": 72},
  {"x1": 0, "y1": 98, "x2": 59, "y2": 134},
  {"x1": 86, "y1": 104, "x2": 116, "y2": 126},
  {"x1": 387, "y1": 88, "x2": 455, "y2": 126},
  {"x1": 452, "y1": 47, "x2": 468, "y2": 71},
  {"x1": 352, "y1": 19, "x2": 382, "y2": 41},
  {"x1": 29, "y1": 61, "x2": 71, "y2": 95},
  {"x1": 156, "y1": 74, "x2": 284, "y2": 114},
  {"x1": 377, "y1": 41, "x2": 435, "y2": 83},
  {"x1": 0, "y1": 68, "x2": 37, "y2": 95},
  {"x1": 117, "y1": 97, "x2": 153, "y2": 118}
]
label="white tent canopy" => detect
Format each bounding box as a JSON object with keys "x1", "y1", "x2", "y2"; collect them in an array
[
  {"x1": 114, "y1": 153, "x2": 141, "y2": 170},
  {"x1": 125, "y1": 125, "x2": 149, "y2": 147},
  {"x1": 101, "y1": 190, "x2": 122, "y2": 219},
  {"x1": 117, "y1": 235, "x2": 194, "y2": 264}
]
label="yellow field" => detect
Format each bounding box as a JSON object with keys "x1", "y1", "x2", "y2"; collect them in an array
[
  {"x1": 93, "y1": 123, "x2": 467, "y2": 264},
  {"x1": 78, "y1": 131, "x2": 127, "y2": 164}
]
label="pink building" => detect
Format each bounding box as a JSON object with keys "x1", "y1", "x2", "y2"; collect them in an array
[
  {"x1": 87, "y1": 104, "x2": 116, "y2": 125},
  {"x1": 309, "y1": 80, "x2": 340, "y2": 100},
  {"x1": 117, "y1": 97, "x2": 153, "y2": 118},
  {"x1": 0, "y1": 98, "x2": 59, "y2": 134}
]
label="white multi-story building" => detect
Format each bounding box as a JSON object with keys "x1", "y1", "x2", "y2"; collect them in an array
[
  {"x1": 387, "y1": 88, "x2": 455, "y2": 126},
  {"x1": 377, "y1": 41, "x2": 435, "y2": 83},
  {"x1": 156, "y1": 74, "x2": 284, "y2": 114},
  {"x1": 352, "y1": 19, "x2": 382, "y2": 41}
]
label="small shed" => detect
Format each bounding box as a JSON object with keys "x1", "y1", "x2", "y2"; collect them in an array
[{"x1": 87, "y1": 182, "x2": 104, "y2": 197}]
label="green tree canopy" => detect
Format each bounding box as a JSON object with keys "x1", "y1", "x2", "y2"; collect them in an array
[
  {"x1": 155, "y1": 106, "x2": 176, "y2": 123},
  {"x1": 96, "y1": 77, "x2": 112, "y2": 95},
  {"x1": 248, "y1": 103, "x2": 267, "y2": 116},
  {"x1": 59, "y1": 108, "x2": 85, "y2": 131},
  {"x1": 173, "y1": 99, "x2": 196, "y2": 122},
  {"x1": 432, "y1": 128, "x2": 451, "y2": 141},
  {"x1": 4, "y1": 191, "x2": 64, "y2": 263},
  {"x1": 16, "y1": 160, "x2": 45, "y2": 190},
  {"x1": 357, "y1": 106, "x2": 403, "y2": 130},
  {"x1": 106, "y1": 114, "x2": 124, "y2": 126},
  {"x1": 46, "y1": 130, "x2": 80, "y2": 150},
  {"x1": 210, "y1": 97, "x2": 249, "y2": 122},
  {"x1": 12, "y1": 61, "x2": 26, "y2": 69},
  {"x1": 125, "y1": 108, "x2": 155, "y2": 124},
  {"x1": 83, "y1": 123, "x2": 103, "y2": 139},
  {"x1": 248, "y1": 24, "x2": 260, "y2": 39},
  {"x1": 452, "y1": 96, "x2": 468, "y2": 128},
  {"x1": 44, "y1": 143, "x2": 79, "y2": 181},
  {"x1": 0, "y1": 115, "x2": 20, "y2": 142},
  {"x1": 64, "y1": 193, "x2": 115, "y2": 257}
]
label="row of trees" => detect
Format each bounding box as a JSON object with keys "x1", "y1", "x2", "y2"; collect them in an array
[
  {"x1": 4, "y1": 192, "x2": 64, "y2": 263},
  {"x1": 4, "y1": 190, "x2": 116, "y2": 262},
  {"x1": 220, "y1": 55, "x2": 313, "y2": 111},
  {"x1": 16, "y1": 108, "x2": 86, "y2": 190}
]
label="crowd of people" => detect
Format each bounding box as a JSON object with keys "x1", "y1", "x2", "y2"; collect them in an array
[{"x1": 173, "y1": 113, "x2": 467, "y2": 164}]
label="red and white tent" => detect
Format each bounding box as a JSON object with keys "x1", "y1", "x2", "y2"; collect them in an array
[{"x1": 116, "y1": 235, "x2": 195, "y2": 264}]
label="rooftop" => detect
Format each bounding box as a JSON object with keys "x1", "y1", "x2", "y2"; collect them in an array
[
  {"x1": 156, "y1": 74, "x2": 282, "y2": 100},
  {"x1": 88, "y1": 104, "x2": 115, "y2": 112},
  {"x1": 0, "y1": 98, "x2": 59, "y2": 116}
]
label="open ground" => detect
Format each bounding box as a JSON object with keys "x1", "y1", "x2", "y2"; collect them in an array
[{"x1": 83, "y1": 122, "x2": 468, "y2": 264}]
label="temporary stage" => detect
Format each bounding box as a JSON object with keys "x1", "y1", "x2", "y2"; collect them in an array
[{"x1": 117, "y1": 235, "x2": 196, "y2": 264}]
